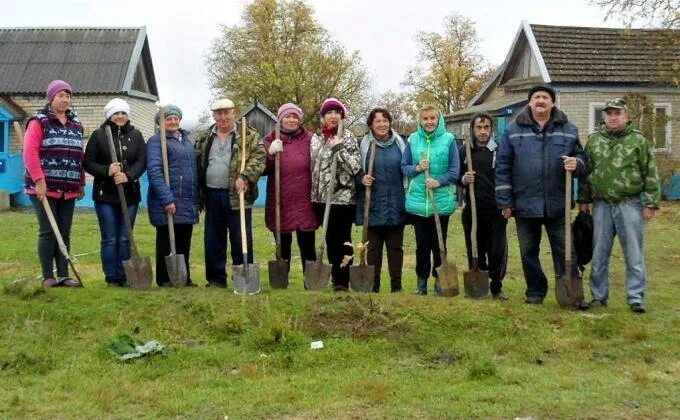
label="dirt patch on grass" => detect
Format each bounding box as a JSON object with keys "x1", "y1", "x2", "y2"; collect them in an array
[{"x1": 304, "y1": 295, "x2": 411, "y2": 339}]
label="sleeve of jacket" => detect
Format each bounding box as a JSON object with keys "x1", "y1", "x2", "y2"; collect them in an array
[
  {"x1": 334, "y1": 133, "x2": 362, "y2": 176},
  {"x1": 456, "y1": 144, "x2": 468, "y2": 186},
  {"x1": 495, "y1": 130, "x2": 514, "y2": 209},
  {"x1": 435, "y1": 140, "x2": 460, "y2": 186},
  {"x1": 262, "y1": 131, "x2": 275, "y2": 176},
  {"x1": 639, "y1": 137, "x2": 661, "y2": 208},
  {"x1": 146, "y1": 136, "x2": 175, "y2": 206},
  {"x1": 241, "y1": 129, "x2": 266, "y2": 185},
  {"x1": 570, "y1": 126, "x2": 587, "y2": 178},
  {"x1": 83, "y1": 129, "x2": 110, "y2": 178},
  {"x1": 401, "y1": 142, "x2": 418, "y2": 178},
  {"x1": 124, "y1": 130, "x2": 147, "y2": 181},
  {"x1": 576, "y1": 137, "x2": 594, "y2": 203}
]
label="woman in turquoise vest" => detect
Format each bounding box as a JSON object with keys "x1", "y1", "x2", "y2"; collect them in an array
[{"x1": 401, "y1": 105, "x2": 459, "y2": 295}]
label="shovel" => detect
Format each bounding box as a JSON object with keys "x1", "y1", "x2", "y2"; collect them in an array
[
  {"x1": 14, "y1": 122, "x2": 84, "y2": 287},
  {"x1": 104, "y1": 125, "x2": 153, "y2": 289},
  {"x1": 233, "y1": 117, "x2": 261, "y2": 295},
  {"x1": 268, "y1": 124, "x2": 289, "y2": 289},
  {"x1": 159, "y1": 107, "x2": 187, "y2": 287},
  {"x1": 349, "y1": 136, "x2": 376, "y2": 293},
  {"x1": 423, "y1": 153, "x2": 459, "y2": 297},
  {"x1": 304, "y1": 121, "x2": 344, "y2": 290},
  {"x1": 462, "y1": 137, "x2": 489, "y2": 299},
  {"x1": 555, "y1": 169, "x2": 584, "y2": 308}
]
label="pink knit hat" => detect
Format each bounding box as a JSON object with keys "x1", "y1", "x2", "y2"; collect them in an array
[
  {"x1": 319, "y1": 97, "x2": 346, "y2": 118},
  {"x1": 277, "y1": 103, "x2": 303, "y2": 122},
  {"x1": 46, "y1": 80, "x2": 73, "y2": 102}
]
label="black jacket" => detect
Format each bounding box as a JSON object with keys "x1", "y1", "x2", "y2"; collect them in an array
[
  {"x1": 458, "y1": 138, "x2": 498, "y2": 211},
  {"x1": 84, "y1": 120, "x2": 146, "y2": 205}
]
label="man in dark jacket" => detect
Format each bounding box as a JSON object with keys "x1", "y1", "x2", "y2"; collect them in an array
[
  {"x1": 458, "y1": 112, "x2": 508, "y2": 300},
  {"x1": 495, "y1": 84, "x2": 585, "y2": 304}
]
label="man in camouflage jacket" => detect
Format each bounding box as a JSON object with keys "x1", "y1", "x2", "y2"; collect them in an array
[{"x1": 578, "y1": 98, "x2": 660, "y2": 313}]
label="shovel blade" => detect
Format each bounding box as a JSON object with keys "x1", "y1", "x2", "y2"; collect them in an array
[
  {"x1": 268, "y1": 259, "x2": 289, "y2": 289},
  {"x1": 463, "y1": 270, "x2": 490, "y2": 299},
  {"x1": 165, "y1": 254, "x2": 187, "y2": 287},
  {"x1": 436, "y1": 261, "x2": 460, "y2": 297},
  {"x1": 234, "y1": 263, "x2": 261, "y2": 295},
  {"x1": 349, "y1": 264, "x2": 374, "y2": 293},
  {"x1": 123, "y1": 256, "x2": 153, "y2": 290},
  {"x1": 304, "y1": 260, "x2": 331, "y2": 290},
  {"x1": 556, "y1": 273, "x2": 584, "y2": 309}
]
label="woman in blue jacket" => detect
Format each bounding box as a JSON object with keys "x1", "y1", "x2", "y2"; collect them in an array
[
  {"x1": 401, "y1": 105, "x2": 459, "y2": 295},
  {"x1": 146, "y1": 105, "x2": 200, "y2": 287}
]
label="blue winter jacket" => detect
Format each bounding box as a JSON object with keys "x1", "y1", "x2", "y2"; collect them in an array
[
  {"x1": 146, "y1": 128, "x2": 200, "y2": 227},
  {"x1": 355, "y1": 130, "x2": 407, "y2": 227},
  {"x1": 495, "y1": 106, "x2": 585, "y2": 218}
]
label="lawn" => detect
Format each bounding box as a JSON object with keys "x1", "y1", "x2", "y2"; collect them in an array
[{"x1": 1, "y1": 203, "x2": 679, "y2": 418}]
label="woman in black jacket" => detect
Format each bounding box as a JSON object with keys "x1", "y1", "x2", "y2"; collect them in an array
[{"x1": 84, "y1": 98, "x2": 146, "y2": 287}]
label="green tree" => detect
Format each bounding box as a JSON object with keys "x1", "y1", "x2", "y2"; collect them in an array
[
  {"x1": 206, "y1": 0, "x2": 369, "y2": 128},
  {"x1": 402, "y1": 14, "x2": 495, "y2": 114}
]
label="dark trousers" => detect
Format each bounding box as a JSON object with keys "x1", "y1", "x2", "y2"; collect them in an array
[
  {"x1": 279, "y1": 230, "x2": 316, "y2": 273},
  {"x1": 30, "y1": 195, "x2": 76, "y2": 280},
  {"x1": 155, "y1": 223, "x2": 194, "y2": 286},
  {"x1": 412, "y1": 214, "x2": 450, "y2": 282},
  {"x1": 204, "y1": 188, "x2": 253, "y2": 286},
  {"x1": 366, "y1": 225, "x2": 404, "y2": 292},
  {"x1": 515, "y1": 216, "x2": 579, "y2": 298},
  {"x1": 461, "y1": 207, "x2": 508, "y2": 294},
  {"x1": 314, "y1": 203, "x2": 355, "y2": 289}
]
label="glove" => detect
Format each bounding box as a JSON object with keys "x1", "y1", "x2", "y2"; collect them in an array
[{"x1": 268, "y1": 139, "x2": 283, "y2": 155}]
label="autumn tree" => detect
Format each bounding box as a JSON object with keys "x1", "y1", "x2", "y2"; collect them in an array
[
  {"x1": 206, "y1": 0, "x2": 369, "y2": 128},
  {"x1": 402, "y1": 14, "x2": 495, "y2": 114},
  {"x1": 374, "y1": 91, "x2": 418, "y2": 135},
  {"x1": 593, "y1": 0, "x2": 679, "y2": 28}
]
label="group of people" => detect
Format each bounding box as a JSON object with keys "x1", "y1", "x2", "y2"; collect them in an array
[{"x1": 23, "y1": 80, "x2": 660, "y2": 313}]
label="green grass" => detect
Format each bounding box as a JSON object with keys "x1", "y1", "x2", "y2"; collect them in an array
[{"x1": 1, "y1": 204, "x2": 679, "y2": 418}]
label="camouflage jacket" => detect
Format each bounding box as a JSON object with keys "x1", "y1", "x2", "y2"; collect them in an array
[
  {"x1": 578, "y1": 123, "x2": 660, "y2": 208},
  {"x1": 311, "y1": 129, "x2": 362, "y2": 205},
  {"x1": 195, "y1": 122, "x2": 266, "y2": 210}
]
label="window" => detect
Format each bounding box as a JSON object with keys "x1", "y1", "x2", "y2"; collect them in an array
[
  {"x1": 650, "y1": 104, "x2": 671, "y2": 152},
  {"x1": 589, "y1": 103, "x2": 606, "y2": 133}
]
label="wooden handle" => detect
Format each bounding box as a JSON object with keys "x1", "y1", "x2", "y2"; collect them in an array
[
  {"x1": 565, "y1": 170, "x2": 572, "y2": 265},
  {"x1": 360, "y1": 137, "x2": 377, "y2": 263},
  {"x1": 274, "y1": 124, "x2": 282, "y2": 260},
  {"x1": 158, "y1": 106, "x2": 177, "y2": 255},
  {"x1": 239, "y1": 117, "x2": 249, "y2": 263},
  {"x1": 465, "y1": 137, "x2": 480, "y2": 264},
  {"x1": 422, "y1": 152, "x2": 446, "y2": 255},
  {"x1": 105, "y1": 125, "x2": 139, "y2": 259}
]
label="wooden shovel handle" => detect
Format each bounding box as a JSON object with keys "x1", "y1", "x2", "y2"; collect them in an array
[
  {"x1": 465, "y1": 137, "x2": 480, "y2": 266},
  {"x1": 239, "y1": 117, "x2": 249, "y2": 264},
  {"x1": 565, "y1": 169, "x2": 572, "y2": 269},
  {"x1": 158, "y1": 106, "x2": 177, "y2": 256},
  {"x1": 360, "y1": 137, "x2": 377, "y2": 263},
  {"x1": 422, "y1": 152, "x2": 446, "y2": 255},
  {"x1": 274, "y1": 124, "x2": 282, "y2": 260}
]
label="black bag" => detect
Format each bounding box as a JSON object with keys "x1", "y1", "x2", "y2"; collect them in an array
[{"x1": 572, "y1": 211, "x2": 593, "y2": 269}]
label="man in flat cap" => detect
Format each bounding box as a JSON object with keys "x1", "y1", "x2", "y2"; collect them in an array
[
  {"x1": 495, "y1": 84, "x2": 586, "y2": 306},
  {"x1": 195, "y1": 99, "x2": 265, "y2": 288},
  {"x1": 577, "y1": 98, "x2": 660, "y2": 313}
]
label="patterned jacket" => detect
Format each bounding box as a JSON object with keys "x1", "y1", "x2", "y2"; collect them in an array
[
  {"x1": 195, "y1": 122, "x2": 266, "y2": 210},
  {"x1": 310, "y1": 128, "x2": 362, "y2": 205},
  {"x1": 577, "y1": 123, "x2": 660, "y2": 208}
]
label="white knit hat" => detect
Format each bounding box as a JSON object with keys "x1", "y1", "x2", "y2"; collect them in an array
[{"x1": 104, "y1": 98, "x2": 131, "y2": 119}]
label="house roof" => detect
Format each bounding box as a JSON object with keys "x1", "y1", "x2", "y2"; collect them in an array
[
  {"x1": 446, "y1": 96, "x2": 527, "y2": 122},
  {"x1": 238, "y1": 100, "x2": 277, "y2": 121},
  {"x1": 0, "y1": 27, "x2": 158, "y2": 99},
  {"x1": 531, "y1": 24, "x2": 680, "y2": 84}
]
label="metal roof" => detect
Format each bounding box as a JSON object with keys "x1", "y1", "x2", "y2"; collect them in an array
[{"x1": 0, "y1": 27, "x2": 157, "y2": 97}]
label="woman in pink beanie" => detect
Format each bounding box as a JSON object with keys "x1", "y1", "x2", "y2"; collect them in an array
[{"x1": 23, "y1": 79, "x2": 84, "y2": 288}]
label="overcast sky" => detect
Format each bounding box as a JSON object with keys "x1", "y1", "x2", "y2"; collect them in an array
[{"x1": 3, "y1": 0, "x2": 626, "y2": 124}]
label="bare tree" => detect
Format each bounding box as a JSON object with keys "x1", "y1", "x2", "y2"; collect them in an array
[{"x1": 593, "y1": 0, "x2": 679, "y2": 28}]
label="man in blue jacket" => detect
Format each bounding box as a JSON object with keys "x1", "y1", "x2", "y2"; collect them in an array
[{"x1": 495, "y1": 85, "x2": 585, "y2": 304}]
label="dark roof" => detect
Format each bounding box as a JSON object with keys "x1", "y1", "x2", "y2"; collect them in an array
[
  {"x1": 0, "y1": 27, "x2": 158, "y2": 97},
  {"x1": 530, "y1": 24, "x2": 680, "y2": 84}
]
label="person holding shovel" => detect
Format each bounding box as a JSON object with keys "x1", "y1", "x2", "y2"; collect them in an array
[
  {"x1": 84, "y1": 98, "x2": 146, "y2": 287},
  {"x1": 355, "y1": 107, "x2": 407, "y2": 293},
  {"x1": 195, "y1": 98, "x2": 266, "y2": 289},
  {"x1": 577, "y1": 98, "x2": 660, "y2": 313},
  {"x1": 458, "y1": 112, "x2": 508, "y2": 300},
  {"x1": 147, "y1": 105, "x2": 200, "y2": 287},
  {"x1": 23, "y1": 79, "x2": 85, "y2": 288},
  {"x1": 311, "y1": 98, "x2": 362, "y2": 292},
  {"x1": 401, "y1": 105, "x2": 459, "y2": 296},
  {"x1": 263, "y1": 103, "x2": 318, "y2": 273}
]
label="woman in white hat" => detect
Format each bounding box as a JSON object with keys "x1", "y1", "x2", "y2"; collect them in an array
[{"x1": 84, "y1": 98, "x2": 147, "y2": 287}]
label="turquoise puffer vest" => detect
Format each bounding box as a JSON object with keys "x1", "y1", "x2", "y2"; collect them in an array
[{"x1": 405, "y1": 115, "x2": 456, "y2": 217}]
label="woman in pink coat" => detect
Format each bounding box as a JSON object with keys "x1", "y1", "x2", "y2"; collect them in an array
[{"x1": 263, "y1": 103, "x2": 318, "y2": 273}]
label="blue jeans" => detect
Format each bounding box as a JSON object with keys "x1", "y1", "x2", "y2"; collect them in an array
[
  {"x1": 30, "y1": 195, "x2": 75, "y2": 279},
  {"x1": 515, "y1": 216, "x2": 579, "y2": 298},
  {"x1": 94, "y1": 202, "x2": 139, "y2": 284},
  {"x1": 204, "y1": 188, "x2": 253, "y2": 286},
  {"x1": 590, "y1": 199, "x2": 647, "y2": 304}
]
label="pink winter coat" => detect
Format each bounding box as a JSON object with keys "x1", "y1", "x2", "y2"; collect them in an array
[{"x1": 263, "y1": 127, "x2": 319, "y2": 233}]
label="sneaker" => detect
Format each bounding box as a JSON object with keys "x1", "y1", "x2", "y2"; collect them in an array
[
  {"x1": 577, "y1": 301, "x2": 591, "y2": 311},
  {"x1": 42, "y1": 278, "x2": 59, "y2": 288},
  {"x1": 630, "y1": 303, "x2": 646, "y2": 314},
  {"x1": 589, "y1": 299, "x2": 607, "y2": 307},
  {"x1": 59, "y1": 278, "x2": 82, "y2": 288},
  {"x1": 524, "y1": 296, "x2": 544, "y2": 304},
  {"x1": 411, "y1": 289, "x2": 427, "y2": 296},
  {"x1": 206, "y1": 281, "x2": 227, "y2": 288},
  {"x1": 492, "y1": 291, "x2": 509, "y2": 301}
]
